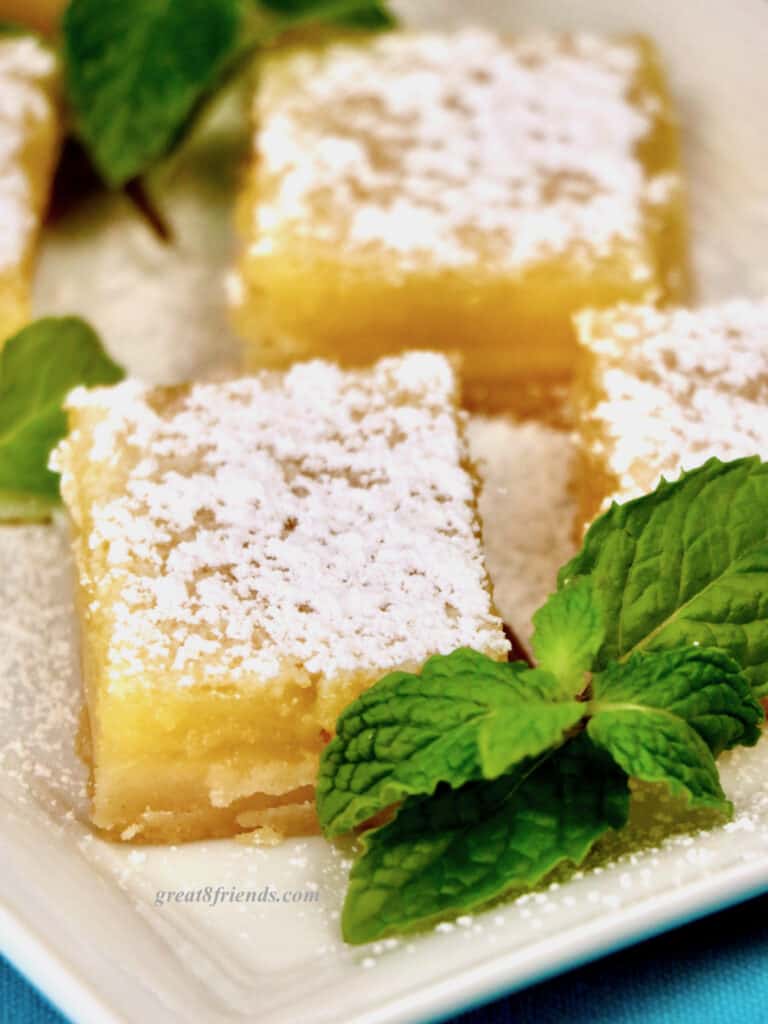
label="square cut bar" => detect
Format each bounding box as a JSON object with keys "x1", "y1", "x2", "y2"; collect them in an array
[
  {"x1": 574, "y1": 300, "x2": 768, "y2": 528},
  {"x1": 0, "y1": 35, "x2": 59, "y2": 342},
  {"x1": 54, "y1": 352, "x2": 509, "y2": 843},
  {"x1": 231, "y1": 28, "x2": 688, "y2": 416}
]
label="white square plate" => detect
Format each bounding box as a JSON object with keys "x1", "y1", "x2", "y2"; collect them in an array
[{"x1": 3, "y1": 2, "x2": 768, "y2": 1022}]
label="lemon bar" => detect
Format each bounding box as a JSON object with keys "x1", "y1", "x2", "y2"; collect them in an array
[
  {"x1": 0, "y1": 34, "x2": 59, "y2": 342},
  {"x1": 232, "y1": 28, "x2": 688, "y2": 415},
  {"x1": 574, "y1": 300, "x2": 768, "y2": 527},
  {"x1": 53, "y1": 352, "x2": 509, "y2": 843}
]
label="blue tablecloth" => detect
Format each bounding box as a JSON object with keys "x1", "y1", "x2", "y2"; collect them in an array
[{"x1": 3, "y1": 891, "x2": 768, "y2": 1023}]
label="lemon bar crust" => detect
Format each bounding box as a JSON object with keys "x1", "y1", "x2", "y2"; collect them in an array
[{"x1": 54, "y1": 352, "x2": 509, "y2": 842}]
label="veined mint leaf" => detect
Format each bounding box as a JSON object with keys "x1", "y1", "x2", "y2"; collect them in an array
[
  {"x1": 592, "y1": 648, "x2": 762, "y2": 756},
  {"x1": 341, "y1": 737, "x2": 629, "y2": 944},
  {"x1": 587, "y1": 710, "x2": 727, "y2": 812},
  {"x1": 531, "y1": 576, "x2": 603, "y2": 696},
  {"x1": 561, "y1": 458, "x2": 768, "y2": 698},
  {"x1": 0, "y1": 317, "x2": 124, "y2": 517},
  {"x1": 317, "y1": 649, "x2": 584, "y2": 837},
  {"x1": 63, "y1": 0, "x2": 245, "y2": 187},
  {"x1": 479, "y1": 696, "x2": 585, "y2": 779}
]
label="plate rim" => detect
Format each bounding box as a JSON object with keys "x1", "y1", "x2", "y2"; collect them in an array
[{"x1": 3, "y1": 855, "x2": 768, "y2": 1024}]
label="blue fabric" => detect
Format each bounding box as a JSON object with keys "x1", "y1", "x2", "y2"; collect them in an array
[
  {"x1": 0, "y1": 958, "x2": 64, "y2": 1024},
  {"x1": 3, "y1": 892, "x2": 768, "y2": 1023}
]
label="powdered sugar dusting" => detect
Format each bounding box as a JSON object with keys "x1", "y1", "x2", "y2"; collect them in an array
[
  {"x1": 252, "y1": 28, "x2": 667, "y2": 272},
  {"x1": 578, "y1": 299, "x2": 768, "y2": 503},
  {"x1": 0, "y1": 36, "x2": 57, "y2": 271},
  {"x1": 0, "y1": 524, "x2": 87, "y2": 819},
  {"x1": 54, "y1": 352, "x2": 508, "y2": 690}
]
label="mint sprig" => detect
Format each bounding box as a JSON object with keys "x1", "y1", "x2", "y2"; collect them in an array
[
  {"x1": 0, "y1": 317, "x2": 124, "y2": 521},
  {"x1": 62, "y1": 0, "x2": 396, "y2": 188},
  {"x1": 318, "y1": 459, "x2": 766, "y2": 943}
]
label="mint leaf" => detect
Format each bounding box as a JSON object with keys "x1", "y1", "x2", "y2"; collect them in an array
[
  {"x1": 586, "y1": 646, "x2": 762, "y2": 812},
  {"x1": 317, "y1": 649, "x2": 584, "y2": 837},
  {"x1": 328, "y1": 6, "x2": 395, "y2": 28},
  {"x1": 531, "y1": 576, "x2": 603, "y2": 696},
  {"x1": 261, "y1": 0, "x2": 395, "y2": 28},
  {"x1": 592, "y1": 647, "x2": 762, "y2": 756},
  {"x1": 0, "y1": 317, "x2": 124, "y2": 515},
  {"x1": 341, "y1": 737, "x2": 629, "y2": 944},
  {"x1": 561, "y1": 458, "x2": 768, "y2": 698},
  {"x1": 63, "y1": 0, "x2": 244, "y2": 187},
  {"x1": 587, "y1": 711, "x2": 726, "y2": 811}
]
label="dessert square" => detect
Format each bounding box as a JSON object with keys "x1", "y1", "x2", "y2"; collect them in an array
[
  {"x1": 0, "y1": 34, "x2": 59, "y2": 342},
  {"x1": 54, "y1": 352, "x2": 509, "y2": 843},
  {"x1": 574, "y1": 300, "x2": 768, "y2": 526},
  {"x1": 232, "y1": 28, "x2": 688, "y2": 415}
]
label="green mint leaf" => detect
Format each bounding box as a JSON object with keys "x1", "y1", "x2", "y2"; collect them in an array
[
  {"x1": 531, "y1": 576, "x2": 603, "y2": 696},
  {"x1": 341, "y1": 737, "x2": 629, "y2": 944},
  {"x1": 592, "y1": 647, "x2": 763, "y2": 756},
  {"x1": 62, "y1": 0, "x2": 245, "y2": 186},
  {"x1": 317, "y1": 648, "x2": 584, "y2": 837},
  {"x1": 561, "y1": 457, "x2": 768, "y2": 698},
  {"x1": 260, "y1": 0, "x2": 395, "y2": 30},
  {"x1": 328, "y1": 6, "x2": 395, "y2": 28},
  {"x1": 587, "y1": 710, "x2": 727, "y2": 812},
  {"x1": 0, "y1": 317, "x2": 124, "y2": 515}
]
